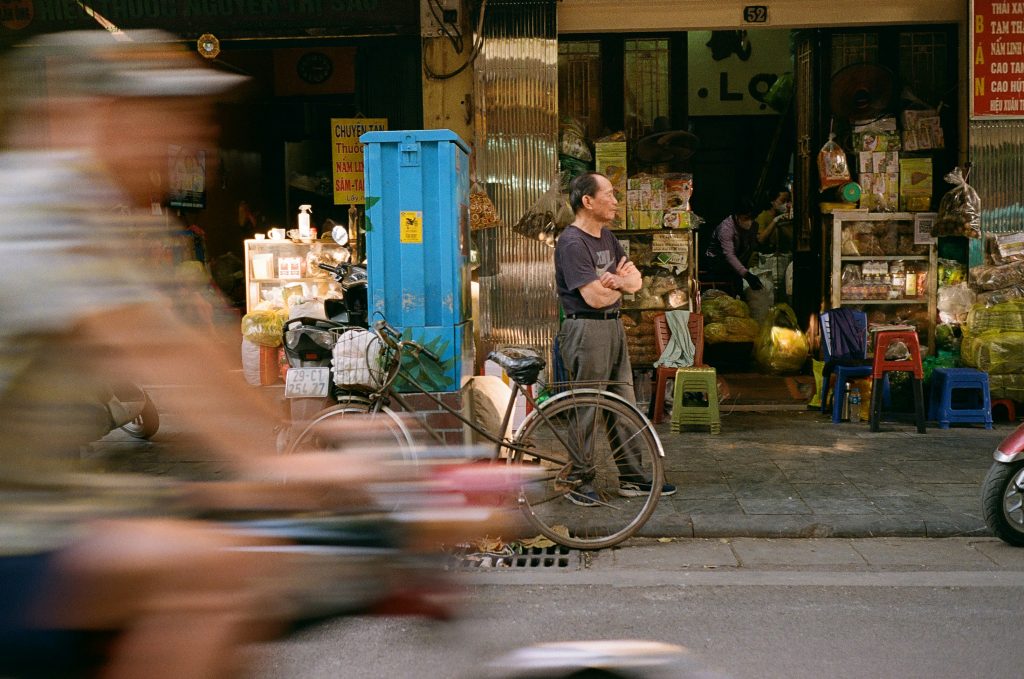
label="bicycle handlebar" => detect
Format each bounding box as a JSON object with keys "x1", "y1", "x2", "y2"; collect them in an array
[{"x1": 372, "y1": 319, "x2": 441, "y2": 364}]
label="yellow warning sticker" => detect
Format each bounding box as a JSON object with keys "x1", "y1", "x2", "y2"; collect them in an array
[{"x1": 400, "y1": 211, "x2": 423, "y2": 244}]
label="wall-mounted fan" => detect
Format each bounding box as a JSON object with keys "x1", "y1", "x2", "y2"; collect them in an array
[{"x1": 829, "y1": 63, "x2": 896, "y2": 123}]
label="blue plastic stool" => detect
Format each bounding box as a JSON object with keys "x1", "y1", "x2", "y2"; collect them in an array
[{"x1": 928, "y1": 367, "x2": 993, "y2": 429}]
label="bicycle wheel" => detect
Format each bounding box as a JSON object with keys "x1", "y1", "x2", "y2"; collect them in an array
[
  {"x1": 511, "y1": 389, "x2": 664, "y2": 550},
  {"x1": 287, "y1": 397, "x2": 415, "y2": 461}
]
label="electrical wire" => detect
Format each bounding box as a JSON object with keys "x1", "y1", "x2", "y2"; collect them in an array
[
  {"x1": 428, "y1": 0, "x2": 463, "y2": 54},
  {"x1": 423, "y1": 0, "x2": 487, "y2": 81}
]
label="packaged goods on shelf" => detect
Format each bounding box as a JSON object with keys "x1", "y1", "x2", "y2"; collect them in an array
[
  {"x1": 971, "y1": 259, "x2": 1024, "y2": 291},
  {"x1": 961, "y1": 330, "x2": 1024, "y2": 373},
  {"x1": 977, "y1": 285, "x2": 1024, "y2": 307},
  {"x1": 989, "y1": 373, "x2": 1024, "y2": 401},
  {"x1": 964, "y1": 301, "x2": 1024, "y2": 334},
  {"x1": 595, "y1": 136, "x2": 627, "y2": 229},
  {"x1": 817, "y1": 134, "x2": 850, "y2": 191},
  {"x1": 899, "y1": 157, "x2": 933, "y2": 212},
  {"x1": 901, "y1": 110, "x2": 944, "y2": 151}
]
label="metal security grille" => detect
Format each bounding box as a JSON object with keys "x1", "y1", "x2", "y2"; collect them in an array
[
  {"x1": 831, "y1": 32, "x2": 879, "y2": 73},
  {"x1": 474, "y1": 0, "x2": 559, "y2": 356},
  {"x1": 899, "y1": 32, "x2": 949, "y2": 108},
  {"x1": 971, "y1": 120, "x2": 1024, "y2": 236},
  {"x1": 559, "y1": 41, "x2": 603, "y2": 141},
  {"x1": 624, "y1": 38, "x2": 671, "y2": 142}
]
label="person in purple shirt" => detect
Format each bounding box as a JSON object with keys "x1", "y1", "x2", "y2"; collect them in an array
[{"x1": 703, "y1": 198, "x2": 764, "y2": 296}]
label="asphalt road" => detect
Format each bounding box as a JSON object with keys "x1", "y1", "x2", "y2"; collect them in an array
[{"x1": 251, "y1": 538, "x2": 1024, "y2": 679}]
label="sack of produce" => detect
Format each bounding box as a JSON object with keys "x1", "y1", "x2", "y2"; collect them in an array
[
  {"x1": 512, "y1": 180, "x2": 573, "y2": 247},
  {"x1": 754, "y1": 303, "x2": 809, "y2": 374},
  {"x1": 241, "y1": 308, "x2": 288, "y2": 347},
  {"x1": 702, "y1": 293, "x2": 751, "y2": 324},
  {"x1": 932, "y1": 166, "x2": 981, "y2": 238}
]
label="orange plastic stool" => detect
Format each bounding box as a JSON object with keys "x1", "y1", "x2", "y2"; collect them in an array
[
  {"x1": 992, "y1": 398, "x2": 1017, "y2": 422},
  {"x1": 869, "y1": 330, "x2": 926, "y2": 433}
]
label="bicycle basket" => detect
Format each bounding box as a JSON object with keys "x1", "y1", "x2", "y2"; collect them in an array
[{"x1": 331, "y1": 328, "x2": 384, "y2": 389}]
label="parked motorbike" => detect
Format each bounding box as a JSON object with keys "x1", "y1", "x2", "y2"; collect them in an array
[
  {"x1": 100, "y1": 380, "x2": 159, "y2": 440},
  {"x1": 981, "y1": 420, "x2": 1024, "y2": 545},
  {"x1": 278, "y1": 261, "x2": 368, "y2": 451}
]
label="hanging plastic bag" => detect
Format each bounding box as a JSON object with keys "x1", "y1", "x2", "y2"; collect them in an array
[
  {"x1": 755, "y1": 303, "x2": 809, "y2": 374},
  {"x1": 932, "y1": 166, "x2": 981, "y2": 238},
  {"x1": 512, "y1": 179, "x2": 574, "y2": 247},
  {"x1": 240, "y1": 308, "x2": 288, "y2": 347},
  {"x1": 817, "y1": 133, "x2": 850, "y2": 192},
  {"x1": 469, "y1": 180, "x2": 502, "y2": 231}
]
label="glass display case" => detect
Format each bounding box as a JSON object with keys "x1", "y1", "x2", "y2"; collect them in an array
[
  {"x1": 830, "y1": 211, "x2": 937, "y2": 351},
  {"x1": 243, "y1": 238, "x2": 346, "y2": 313}
]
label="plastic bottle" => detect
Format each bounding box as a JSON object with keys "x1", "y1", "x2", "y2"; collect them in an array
[
  {"x1": 297, "y1": 204, "x2": 312, "y2": 240},
  {"x1": 849, "y1": 388, "x2": 861, "y2": 423},
  {"x1": 841, "y1": 382, "x2": 851, "y2": 420}
]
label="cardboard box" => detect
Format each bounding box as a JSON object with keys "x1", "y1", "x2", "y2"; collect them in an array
[
  {"x1": 595, "y1": 140, "x2": 627, "y2": 228},
  {"x1": 899, "y1": 157, "x2": 933, "y2": 211}
]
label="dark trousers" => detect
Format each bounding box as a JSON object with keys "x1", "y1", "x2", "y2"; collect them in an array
[{"x1": 556, "y1": 317, "x2": 647, "y2": 484}]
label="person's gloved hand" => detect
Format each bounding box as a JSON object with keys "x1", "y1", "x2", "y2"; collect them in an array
[{"x1": 743, "y1": 271, "x2": 763, "y2": 291}]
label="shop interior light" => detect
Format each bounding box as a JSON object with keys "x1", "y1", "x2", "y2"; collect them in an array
[{"x1": 197, "y1": 34, "x2": 220, "y2": 60}]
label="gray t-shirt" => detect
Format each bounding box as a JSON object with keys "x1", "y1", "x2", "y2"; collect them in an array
[{"x1": 555, "y1": 225, "x2": 625, "y2": 315}]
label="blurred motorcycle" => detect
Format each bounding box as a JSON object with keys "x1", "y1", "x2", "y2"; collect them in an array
[
  {"x1": 100, "y1": 380, "x2": 159, "y2": 440},
  {"x1": 981, "y1": 420, "x2": 1024, "y2": 545}
]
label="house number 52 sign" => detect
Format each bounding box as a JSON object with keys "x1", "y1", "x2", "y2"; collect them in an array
[{"x1": 743, "y1": 5, "x2": 769, "y2": 23}]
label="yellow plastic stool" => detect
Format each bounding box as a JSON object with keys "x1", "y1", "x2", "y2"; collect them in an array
[{"x1": 671, "y1": 367, "x2": 721, "y2": 434}]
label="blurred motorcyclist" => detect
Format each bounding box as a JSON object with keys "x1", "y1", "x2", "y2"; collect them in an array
[{"x1": 0, "y1": 29, "x2": 323, "y2": 679}]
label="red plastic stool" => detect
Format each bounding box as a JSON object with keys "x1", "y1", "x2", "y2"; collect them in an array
[
  {"x1": 992, "y1": 398, "x2": 1017, "y2": 422},
  {"x1": 869, "y1": 330, "x2": 926, "y2": 433}
]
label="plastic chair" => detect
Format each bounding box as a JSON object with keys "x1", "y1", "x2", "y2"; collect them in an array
[
  {"x1": 819, "y1": 309, "x2": 888, "y2": 423},
  {"x1": 869, "y1": 329, "x2": 926, "y2": 433},
  {"x1": 650, "y1": 312, "x2": 706, "y2": 424}
]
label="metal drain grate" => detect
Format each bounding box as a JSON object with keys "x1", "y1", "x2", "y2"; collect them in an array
[{"x1": 449, "y1": 545, "x2": 576, "y2": 570}]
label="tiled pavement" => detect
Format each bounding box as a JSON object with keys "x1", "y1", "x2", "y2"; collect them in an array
[
  {"x1": 644, "y1": 409, "x2": 1008, "y2": 539},
  {"x1": 90, "y1": 398, "x2": 1012, "y2": 540}
]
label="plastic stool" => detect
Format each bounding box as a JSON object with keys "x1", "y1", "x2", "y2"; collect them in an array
[
  {"x1": 671, "y1": 367, "x2": 721, "y2": 434},
  {"x1": 928, "y1": 368, "x2": 993, "y2": 429},
  {"x1": 992, "y1": 398, "x2": 1017, "y2": 422},
  {"x1": 869, "y1": 330, "x2": 926, "y2": 433}
]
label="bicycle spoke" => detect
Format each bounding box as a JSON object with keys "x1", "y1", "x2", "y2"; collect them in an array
[{"x1": 510, "y1": 391, "x2": 663, "y2": 550}]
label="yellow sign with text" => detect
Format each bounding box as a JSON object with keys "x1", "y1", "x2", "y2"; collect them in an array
[
  {"x1": 331, "y1": 117, "x2": 387, "y2": 205},
  {"x1": 400, "y1": 211, "x2": 423, "y2": 243}
]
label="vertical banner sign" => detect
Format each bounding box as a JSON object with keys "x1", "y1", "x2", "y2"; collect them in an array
[
  {"x1": 971, "y1": 0, "x2": 1024, "y2": 118},
  {"x1": 331, "y1": 118, "x2": 387, "y2": 204}
]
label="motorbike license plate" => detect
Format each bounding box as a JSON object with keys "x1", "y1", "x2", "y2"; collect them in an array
[{"x1": 284, "y1": 367, "x2": 331, "y2": 398}]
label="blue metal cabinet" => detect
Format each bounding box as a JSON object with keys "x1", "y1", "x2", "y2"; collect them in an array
[{"x1": 361, "y1": 129, "x2": 472, "y2": 392}]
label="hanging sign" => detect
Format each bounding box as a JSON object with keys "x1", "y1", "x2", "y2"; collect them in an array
[
  {"x1": 331, "y1": 117, "x2": 387, "y2": 205},
  {"x1": 971, "y1": 0, "x2": 1024, "y2": 118}
]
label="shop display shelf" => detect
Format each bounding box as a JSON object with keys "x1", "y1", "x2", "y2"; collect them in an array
[
  {"x1": 840, "y1": 299, "x2": 928, "y2": 305},
  {"x1": 840, "y1": 255, "x2": 929, "y2": 261}
]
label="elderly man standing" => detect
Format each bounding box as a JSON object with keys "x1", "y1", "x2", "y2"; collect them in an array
[{"x1": 554, "y1": 172, "x2": 676, "y2": 506}]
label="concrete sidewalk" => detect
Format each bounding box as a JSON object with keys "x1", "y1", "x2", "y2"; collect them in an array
[
  {"x1": 89, "y1": 401, "x2": 1012, "y2": 541},
  {"x1": 645, "y1": 409, "x2": 1008, "y2": 540}
]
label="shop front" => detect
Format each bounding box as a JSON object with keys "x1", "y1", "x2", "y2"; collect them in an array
[{"x1": 462, "y1": 0, "x2": 982, "y2": 416}]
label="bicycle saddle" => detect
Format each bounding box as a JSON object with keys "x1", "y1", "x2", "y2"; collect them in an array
[{"x1": 487, "y1": 347, "x2": 546, "y2": 386}]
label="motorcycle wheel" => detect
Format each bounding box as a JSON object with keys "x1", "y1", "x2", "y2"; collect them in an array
[
  {"x1": 120, "y1": 393, "x2": 160, "y2": 439},
  {"x1": 982, "y1": 460, "x2": 1024, "y2": 546}
]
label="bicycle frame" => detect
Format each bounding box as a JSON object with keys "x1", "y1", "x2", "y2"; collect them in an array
[{"x1": 378, "y1": 362, "x2": 664, "y2": 465}]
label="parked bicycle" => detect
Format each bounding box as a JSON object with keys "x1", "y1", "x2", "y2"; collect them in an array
[{"x1": 286, "y1": 318, "x2": 667, "y2": 550}]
